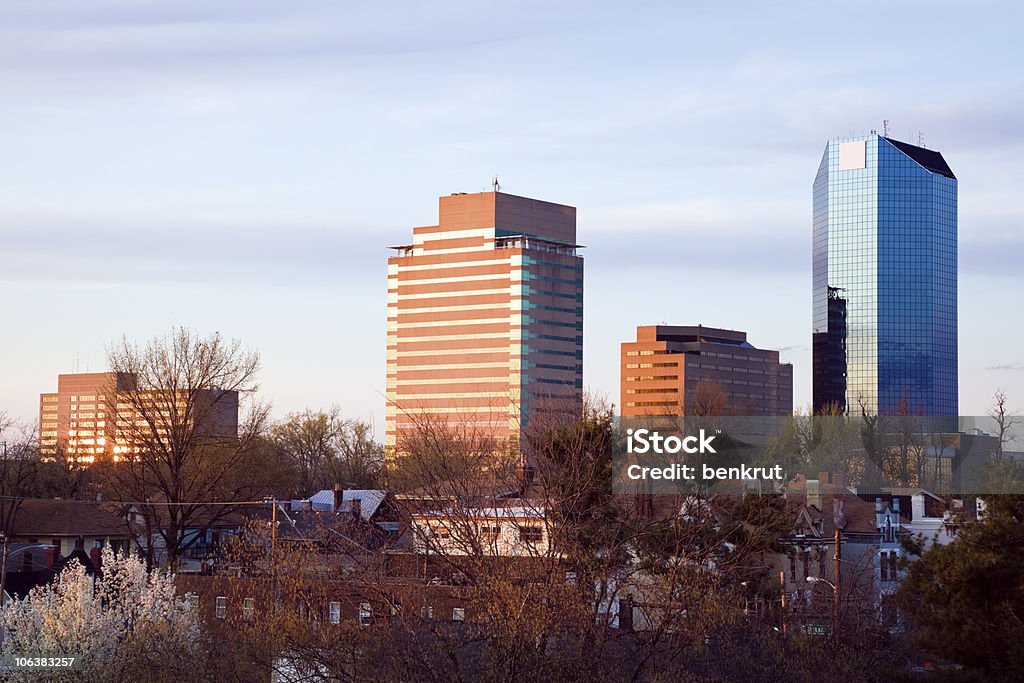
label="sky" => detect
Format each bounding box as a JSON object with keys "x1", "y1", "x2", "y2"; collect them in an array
[{"x1": 3, "y1": 0, "x2": 1023, "y2": 437}]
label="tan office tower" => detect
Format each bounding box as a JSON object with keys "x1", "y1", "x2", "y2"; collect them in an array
[
  {"x1": 39, "y1": 372, "x2": 134, "y2": 461},
  {"x1": 386, "y1": 191, "x2": 584, "y2": 453},
  {"x1": 40, "y1": 372, "x2": 238, "y2": 463},
  {"x1": 620, "y1": 325, "x2": 793, "y2": 417}
]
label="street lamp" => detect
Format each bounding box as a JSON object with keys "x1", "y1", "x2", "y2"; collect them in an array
[{"x1": 806, "y1": 576, "x2": 839, "y2": 643}]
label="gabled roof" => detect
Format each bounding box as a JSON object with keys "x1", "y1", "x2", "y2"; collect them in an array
[
  {"x1": 339, "y1": 490, "x2": 387, "y2": 521},
  {"x1": 11, "y1": 499, "x2": 130, "y2": 538},
  {"x1": 786, "y1": 477, "x2": 882, "y2": 536},
  {"x1": 307, "y1": 489, "x2": 388, "y2": 520},
  {"x1": 309, "y1": 489, "x2": 335, "y2": 512},
  {"x1": 885, "y1": 138, "x2": 956, "y2": 180}
]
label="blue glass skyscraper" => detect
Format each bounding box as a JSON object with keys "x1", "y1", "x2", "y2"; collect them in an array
[{"x1": 812, "y1": 134, "x2": 957, "y2": 417}]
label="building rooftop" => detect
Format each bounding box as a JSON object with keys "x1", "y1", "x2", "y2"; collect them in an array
[
  {"x1": 11, "y1": 499, "x2": 131, "y2": 538},
  {"x1": 885, "y1": 137, "x2": 956, "y2": 180},
  {"x1": 638, "y1": 325, "x2": 751, "y2": 347}
]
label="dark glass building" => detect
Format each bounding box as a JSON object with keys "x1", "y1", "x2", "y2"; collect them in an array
[{"x1": 812, "y1": 134, "x2": 957, "y2": 417}]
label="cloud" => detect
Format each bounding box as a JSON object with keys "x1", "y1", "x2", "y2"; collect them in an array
[
  {"x1": 960, "y1": 239, "x2": 1024, "y2": 277},
  {"x1": 776, "y1": 345, "x2": 808, "y2": 354},
  {"x1": 0, "y1": 206, "x2": 388, "y2": 287},
  {"x1": 585, "y1": 197, "x2": 804, "y2": 236}
]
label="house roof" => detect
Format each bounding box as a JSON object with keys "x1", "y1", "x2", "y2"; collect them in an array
[
  {"x1": 307, "y1": 489, "x2": 389, "y2": 521},
  {"x1": 786, "y1": 477, "x2": 880, "y2": 536},
  {"x1": 11, "y1": 499, "x2": 130, "y2": 538},
  {"x1": 413, "y1": 503, "x2": 548, "y2": 521}
]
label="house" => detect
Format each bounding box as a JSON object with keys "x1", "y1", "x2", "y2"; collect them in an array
[
  {"x1": 855, "y1": 487, "x2": 958, "y2": 549},
  {"x1": 5, "y1": 498, "x2": 131, "y2": 561},
  {"x1": 777, "y1": 473, "x2": 906, "y2": 632},
  {"x1": 410, "y1": 502, "x2": 553, "y2": 557},
  {"x1": 124, "y1": 499, "x2": 254, "y2": 571},
  {"x1": 2, "y1": 498, "x2": 132, "y2": 597}
]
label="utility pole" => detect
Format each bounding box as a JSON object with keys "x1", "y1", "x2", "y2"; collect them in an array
[
  {"x1": 270, "y1": 498, "x2": 278, "y2": 613},
  {"x1": 0, "y1": 532, "x2": 8, "y2": 609},
  {"x1": 834, "y1": 527, "x2": 842, "y2": 644},
  {"x1": 779, "y1": 570, "x2": 787, "y2": 635},
  {"x1": 0, "y1": 532, "x2": 5, "y2": 650}
]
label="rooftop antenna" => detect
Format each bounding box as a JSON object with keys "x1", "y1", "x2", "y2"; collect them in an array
[
  {"x1": 918, "y1": 131, "x2": 925, "y2": 148},
  {"x1": 492, "y1": 176, "x2": 501, "y2": 192},
  {"x1": 882, "y1": 119, "x2": 889, "y2": 138}
]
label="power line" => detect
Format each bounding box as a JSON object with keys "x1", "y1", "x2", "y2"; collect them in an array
[{"x1": 0, "y1": 495, "x2": 281, "y2": 507}]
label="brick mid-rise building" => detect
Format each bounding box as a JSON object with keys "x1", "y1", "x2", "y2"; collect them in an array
[{"x1": 620, "y1": 325, "x2": 792, "y2": 417}]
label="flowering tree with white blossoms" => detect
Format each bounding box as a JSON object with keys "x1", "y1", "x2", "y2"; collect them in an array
[{"x1": 1, "y1": 545, "x2": 203, "y2": 681}]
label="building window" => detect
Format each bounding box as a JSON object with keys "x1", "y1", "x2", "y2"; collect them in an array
[
  {"x1": 243, "y1": 598, "x2": 255, "y2": 620},
  {"x1": 420, "y1": 605, "x2": 433, "y2": 620},
  {"x1": 359, "y1": 602, "x2": 372, "y2": 626},
  {"x1": 329, "y1": 602, "x2": 341, "y2": 625},
  {"x1": 453, "y1": 607, "x2": 465, "y2": 622},
  {"x1": 520, "y1": 527, "x2": 543, "y2": 545},
  {"x1": 215, "y1": 596, "x2": 227, "y2": 619}
]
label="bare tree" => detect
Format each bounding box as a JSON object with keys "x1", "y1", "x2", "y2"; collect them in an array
[
  {"x1": 0, "y1": 416, "x2": 40, "y2": 539},
  {"x1": 99, "y1": 328, "x2": 273, "y2": 567},
  {"x1": 272, "y1": 408, "x2": 384, "y2": 495},
  {"x1": 196, "y1": 394, "x2": 914, "y2": 682},
  {"x1": 990, "y1": 389, "x2": 1021, "y2": 459},
  {"x1": 687, "y1": 379, "x2": 731, "y2": 417}
]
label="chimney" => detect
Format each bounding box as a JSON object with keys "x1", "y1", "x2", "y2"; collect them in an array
[
  {"x1": 333, "y1": 483, "x2": 344, "y2": 513},
  {"x1": 516, "y1": 457, "x2": 535, "y2": 495},
  {"x1": 912, "y1": 493, "x2": 926, "y2": 521},
  {"x1": 350, "y1": 498, "x2": 362, "y2": 521},
  {"x1": 618, "y1": 597, "x2": 634, "y2": 631},
  {"x1": 819, "y1": 471, "x2": 844, "y2": 494},
  {"x1": 807, "y1": 479, "x2": 822, "y2": 511}
]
